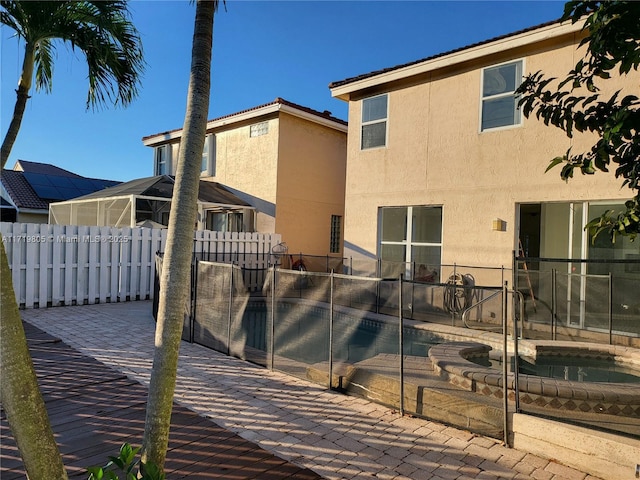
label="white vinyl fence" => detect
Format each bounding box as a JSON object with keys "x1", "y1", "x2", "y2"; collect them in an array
[{"x1": 1, "y1": 222, "x2": 281, "y2": 309}]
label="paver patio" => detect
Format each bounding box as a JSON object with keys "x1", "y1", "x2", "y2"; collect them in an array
[{"x1": 4, "y1": 301, "x2": 605, "y2": 479}]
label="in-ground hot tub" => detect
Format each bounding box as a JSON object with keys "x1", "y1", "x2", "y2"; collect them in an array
[{"x1": 428, "y1": 341, "x2": 640, "y2": 417}]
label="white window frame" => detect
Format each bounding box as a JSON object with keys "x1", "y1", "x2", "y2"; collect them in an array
[
  {"x1": 361, "y1": 93, "x2": 388, "y2": 150},
  {"x1": 479, "y1": 59, "x2": 524, "y2": 132},
  {"x1": 201, "y1": 134, "x2": 215, "y2": 176},
  {"x1": 154, "y1": 145, "x2": 171, "y2": 175},
  {"x1": 206, "y1": 209, "x2": 244, "y2": 233},
  {"x1": 378, "y1": 205, "x2": 443, "y2": 265},
  {"x1": 250, "y1": 121, "x2": 269, "y2": 138}
]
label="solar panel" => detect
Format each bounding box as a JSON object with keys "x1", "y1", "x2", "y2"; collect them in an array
[
  {"x1": 23, "y1": 172, "x2": 118, "y2": 201},
  {"x1": 32, "y1": 185, "x2": 61, "y2": 200},
  {"x1": 52, "y1": 176, "x2": 76, "y2": 188},
  {"x1": 57, "y1": 187, "x2": 82, "y2": 200},
  {"x1": 23, "y1": 172, "x2": 53, "y2": 186}
]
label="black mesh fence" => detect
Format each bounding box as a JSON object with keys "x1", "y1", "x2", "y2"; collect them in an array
[
  {"x1": 152, "y1": 253, "x2": 639, "y2": 441},
  {"x1": 512, "y1": 256, "x2": 640, "y2": 438},
  {"x1": 515, "y1": 257, "x2": 640, "y2": 340}
]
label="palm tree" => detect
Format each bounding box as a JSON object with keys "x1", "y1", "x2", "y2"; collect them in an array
[
  {"x1": 0, "y1": 0, "x2": 144, "y2": 166},
  {"x1": 0, "y1": 2, "x2": 142, "y2": 478},
  {"x1": 0, "y1": 242, "x2": 68, "y2": 479},
  {"x1": 141, "y1": 0, "x2": 218, "y2": 470}
]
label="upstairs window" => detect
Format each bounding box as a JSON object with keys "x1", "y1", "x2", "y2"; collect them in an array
[
  {"x1": 201, "y1": 134, "x2": 215, "y2": 175},
  {"x1": 361, "y1": 94, "x2": 387, "y2": 149},
  {"x1": 481, "y1": 60, "x2": 523, "y2": 131},
  {"x1": 250, "y1": 121, "x2": 269, "y2": 137},
  {"x1": 154, "y1": 145, "x2": 170, "y2": 175}
]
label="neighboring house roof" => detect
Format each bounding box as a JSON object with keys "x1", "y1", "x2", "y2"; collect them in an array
[
  {"x1": 1, "y1": 196, "x2": 17, "y2": 209},
  {"x1": 14, "y1": 159, "x2": 84, "y2": 177},
  {"x1": 329, "y1": 18, "x2": 585, "y2": 99},
  {"x1": 1, "y1": 160, "x2": 121, "y2": 211},
  {"x1": 68, "y1": 175, "x2": 252, "y2": 207},
  {"x1": 142, "y1": 97, "x2": 348, "y2": 145},
  {"x1": 1, "y1": 170, "x2": 49, "y2": 210}
]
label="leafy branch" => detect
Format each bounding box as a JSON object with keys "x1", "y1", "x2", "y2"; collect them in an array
[
  {"x1": 516, "y1": 0, "x2": 640, "y2": 241},
  {"x1": 86, "y1": 443, "x2": 165, "y2": 480}
]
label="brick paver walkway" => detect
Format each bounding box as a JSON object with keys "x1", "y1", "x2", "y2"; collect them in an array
[{"x1": 17, "y1": 301, "x2": 603, "y2": 480}]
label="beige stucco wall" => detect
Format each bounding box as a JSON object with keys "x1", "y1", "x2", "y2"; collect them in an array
[
  {"x1": 195, "y1": 113, "x2": 347, "y2": 256},
  {"x1": 342, "y1": 32, "x2": 636, "y2": 272},
  {"x1": 275, "y1": 113, "x2": 347, "y2": 256},
  {"x1": 18, "y1": 212, "x2": 48, "y2": 224},
  {"x1": 202, "y1": 117, "x2": 280, "y2": 233}
]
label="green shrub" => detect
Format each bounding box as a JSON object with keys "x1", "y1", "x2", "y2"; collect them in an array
[{"x1": 87, "y1": 443, "x2": 165, "y2": 480}]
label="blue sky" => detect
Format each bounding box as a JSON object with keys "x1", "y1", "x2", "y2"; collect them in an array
[{"x1": 1, "y1": 0, "x2": 565, "y2": 182}]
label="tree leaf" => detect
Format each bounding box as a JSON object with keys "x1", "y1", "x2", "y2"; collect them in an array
[{"x1": 545, "y1": 157, "x2": 565, "y2": 173}]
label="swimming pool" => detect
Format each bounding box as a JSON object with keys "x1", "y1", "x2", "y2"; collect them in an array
[
  {"x1": 207, "y1": 300, "x2": 443, "y2": 365},
  {"x1": 516, "y1": 355, "x2": 640, "y2": 384}
]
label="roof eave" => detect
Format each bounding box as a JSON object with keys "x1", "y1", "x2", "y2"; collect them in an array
[
  {"x1": 330, "y1": 19, "x2": 585, "y2": 101},
  {"x1": 279, "y1": 104, "x2": 348, "y2": 133},
  {"x1": 200, "y1": 202, "x2": 255, "y2": 210},
  {"x1": 142, "y1": 103, "x2": 282, "y2": 146},
  {"x1": 16, "y1": 207, "x2": 48, "y2": 214},
  {"x1": 142, "y1": 103, "x2": 347, "y2": 147}
]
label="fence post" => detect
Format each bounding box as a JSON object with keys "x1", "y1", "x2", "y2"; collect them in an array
[
  {"x1": 376, "y1": 258, "x2": 381, "y2": 314},
  {"x1": 227, "y1": 263, "x2": 233, "y2": 356},
  {"x1": 608, "y1": 272, "x2": 613, "y2": 345},
  {"x1": 512, "y1": 291, "x2": 521, "y2": 414},
  {"x1": 551, "y1": 268, "x2": 557, "y2": 341},
  {"x1": 190, "y1": 258, "x2": 198, "y2": 344},
  {"x1": 270, "y1": 268, "x2": 276, "y2": 371},
  {"x1": 451, "y1": 263, "x2": 458, "y2": 326},
  {"x1": 329, "y1": 270, "x2": 334, "y2": 390},
  {"x1": 399, "y1": 274, "x2": 404, "y2": 416},
  {"x1": 502, "y1": 281, "x2": 510, "y2": 447}
]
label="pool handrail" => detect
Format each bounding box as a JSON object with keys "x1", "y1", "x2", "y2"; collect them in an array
[{"x1": 461, "y1": 289, "x2": 503, "y2": 329}]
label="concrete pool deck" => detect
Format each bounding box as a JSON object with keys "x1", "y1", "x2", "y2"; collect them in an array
[{"x1": 15, "y1": 301, "x2": 636, "y2": 480}]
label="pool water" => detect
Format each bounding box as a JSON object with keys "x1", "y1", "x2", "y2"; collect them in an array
[
  {"x1": 193, "y1": 300, "x2": 440, "y2": 365},
  {"x1": 473, "y1": 355, "x2": 640, "y2": 384},
  {"x1": 517, "y1": 356, "x2": 640, "y2": 384}
]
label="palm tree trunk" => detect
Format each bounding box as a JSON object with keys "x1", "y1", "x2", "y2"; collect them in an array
[
  {"x1": 1, "y1": 44, "x2": 35, "y2": 168},
  {"x1": 0, "y1": 240, "x2": 68, "y2": 479},
  {"x1": 141, "y1": 0, "x2": 215, "y2": 470}
]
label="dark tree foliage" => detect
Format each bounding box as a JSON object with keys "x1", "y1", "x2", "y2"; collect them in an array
[{"x1": 517, "y1": 1, "x2": 640, "y2": 241}]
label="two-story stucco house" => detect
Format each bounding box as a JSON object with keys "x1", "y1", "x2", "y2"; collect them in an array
[
  {"x1": 142, "y1": 98, "x2": 348, "y2": 256},
  {"x1": 329, "y1": 19, "x2": 639, "y2": 285}
]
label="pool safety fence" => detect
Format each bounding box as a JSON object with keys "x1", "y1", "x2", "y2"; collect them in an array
[
  {"x1": 154, "y1": 254, "x2": 639, "y2": 442},
  {"x1": 280, "y1": 252, "x2": 508, "y2": 287},
  {"x1": 513, "y1": 255, "x2": 640, "y2": 340},
  {"x1": 155, "y1": 256, "x2": 511, "y2": 439},
  {"x1": 512, "y1": 255, "x2": 640, "y2": 439}
]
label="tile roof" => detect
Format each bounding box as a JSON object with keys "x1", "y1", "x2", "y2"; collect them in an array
[
  {"x1": 14, "y1": 159, "x2": 83, "y2": 178},
  {"x1": 1, "y1": 161, "x2": 121, "y2": 211},
  {"x1": 1, "y1": 169, "x2": 49, "y2": 210},
  {"x1": 328, "y1": 18, "x2": 562, "y2": 89},
  {"x1": 142, "y1": 97, "x2": 347, "y2": 142}
]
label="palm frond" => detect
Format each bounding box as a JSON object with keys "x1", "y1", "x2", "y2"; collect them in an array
[
  {"x1": 34, "y1": 37, "x2": 54, "y2": 92},
  {"x1": 0, "y1": 0, "x2": 144, "y2": 109}
]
